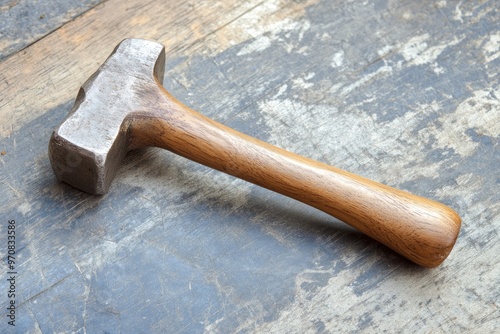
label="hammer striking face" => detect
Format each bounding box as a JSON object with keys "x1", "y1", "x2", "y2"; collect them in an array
[{"x1": 49, "y1": 39, "x2": 461, "y2": 267}]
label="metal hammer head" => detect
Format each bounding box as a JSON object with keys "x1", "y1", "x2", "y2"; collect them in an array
[{"x1": 48, "y1": 39, "x2": 165, "y2": 194}]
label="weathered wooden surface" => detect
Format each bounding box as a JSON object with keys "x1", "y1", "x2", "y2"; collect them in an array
[
  {"x1": 0, "y1": 0, "x2": 105, "y2": 60},
  {"x1": 1, "y1": 0, "x2": 499, "y2": 333}
]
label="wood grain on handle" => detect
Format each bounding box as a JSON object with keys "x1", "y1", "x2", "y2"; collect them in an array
[{"x1": 129, "y1": 86, "x2": 461, "y2": 268}]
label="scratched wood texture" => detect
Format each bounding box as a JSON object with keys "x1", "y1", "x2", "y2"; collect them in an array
[
  {"x1": 0, "y1": 0, "x2": 499, "y2": 333},
  {"x1": 0, "y1": 0, "x2": 105, "y2": 61}
]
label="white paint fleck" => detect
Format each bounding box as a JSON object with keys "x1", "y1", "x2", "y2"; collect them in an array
[
  {"x1": 483, "y1": 32, "x2": 500, "y2": 63},
  {"x1": 398, "y1": 34, "x2": 462, "y2": 70},
  {"x1": 18, "y1": 202, "x2": 32, "y2": 215},
  {"x1": 331, "y1": 50, "x2": 345, "y2": 68},
  {"x1": 304, "y1": 72, "x2": 315, "y2": 80},
  {"x1": 292, "y1": 77, "x2": 314, "y2": 89},
  {"x1": 329, "y1": 83, "x2": 343, "y2": 94},
  {"x1": 453, "y1": 1, "x2": 464, "y2": 22},
  {"x1": 233, "y1": 14, "x2": 311, "y2": 56},
  {"x1": 431, "y1": 63, "x2": 446, "y2": 75},
  {"x1": 402, "y1": 11, "x2": 412, "y2": 20},
  {"x1": 297, "y1": 45, "x2": 310, "y2": 54},
  {"x1": 274, "y1": 83, "x2": 289, "y2": 99},
  {"x1": 436, "y1": 0, "x2": 447, "y2": 8},
  {"x1": 400, "y1": 34, "x2": 430, "y2": 62},
  {"x1": 237, "y1": 35, "x2": 272, "y2": 56},
  {"x1": 411, "y1": 43, "x2": 446, "y2": 65},
  {"x1": 412, "y1": 39, "x2": 461, "y2": 66},
  {"x1": 320, "y1": 32, "x2": 331, "y2": 41},
  {"x1": 429, "y1": 88, "x2": 500, "y2": 157},
  {"x1": 205, "y1": 316, "x2": 226, "y2": 332},
  {"x1": 339, "y1": 65, "x2": 393, "y2": 96},
  {"x1": 377, "y1": 44, "x2": 396, "y2": 57}
]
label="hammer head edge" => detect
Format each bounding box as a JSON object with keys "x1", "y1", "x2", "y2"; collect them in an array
[{"x1": 48, "y1": 38, "x2": 166, "y2": 194}]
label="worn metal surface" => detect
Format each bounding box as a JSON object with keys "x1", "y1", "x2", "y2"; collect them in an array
[
  {"x1": 49, "y1": 39, "x2": 167, "y2": 195},
  {"x1": 1, "y1": 0, "x2": 499, "y2": 332}
]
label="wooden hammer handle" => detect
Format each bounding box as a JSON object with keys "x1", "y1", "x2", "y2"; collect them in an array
[{"x1": 130, "y1": 87, "x2": 461, "y2": 267}]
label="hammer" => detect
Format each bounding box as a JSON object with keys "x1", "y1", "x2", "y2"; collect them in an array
[{"x1": 48, "y1": 39, "x2": 461, "y2": 267}]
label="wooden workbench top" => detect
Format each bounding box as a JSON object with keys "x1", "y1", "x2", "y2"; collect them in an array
[{"x1": 1, "y1": 0, "x2": 498, "y2": 332}]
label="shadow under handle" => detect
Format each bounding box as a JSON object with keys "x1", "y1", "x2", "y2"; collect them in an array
[{"x1": 130, "y1": 89, "x2": 461, "y2": 268}]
